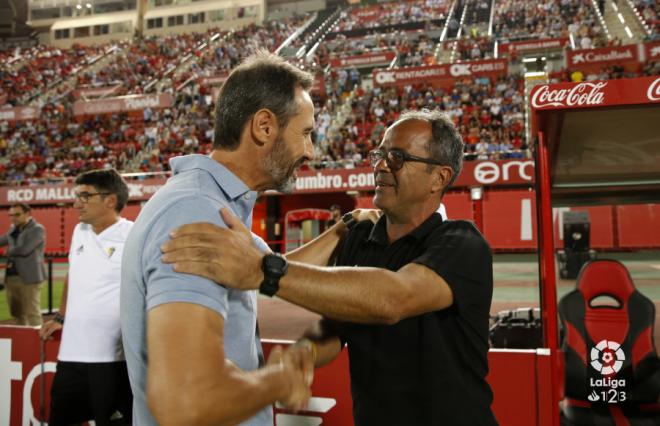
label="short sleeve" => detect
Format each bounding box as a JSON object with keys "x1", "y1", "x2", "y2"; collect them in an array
[
  {"x1": 413, "y1": 221, "x2": 493, "y2": 314},
  {"x1": 68, "y1": 224, "x2": 81, "y2": 264},
  {"x1": 251, "y1": 233, "x2": 272, "y2": 254},
  {"x1": 141, "y1": 197, "x2": 233, "y2": 318}
]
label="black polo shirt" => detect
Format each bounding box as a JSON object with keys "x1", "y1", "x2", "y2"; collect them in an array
[{"x1": 334, "y1": 213, "x2": 497, "y2": 426}]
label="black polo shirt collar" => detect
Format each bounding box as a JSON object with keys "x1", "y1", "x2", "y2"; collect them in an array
[{"x1": 367, "y1": 211, "x2": 444, "y2": 245}]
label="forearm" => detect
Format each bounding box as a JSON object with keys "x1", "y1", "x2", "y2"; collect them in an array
[
  {"x1": 153, "y1": 361, "x2": 288, "y2": 426},
  {"x1": 59, "y1": 275, "x2": 68, "y2": 315},
  {"x1": 278, "y1": 264, "x2": 407, "y2": 324},
  {"x1": 7, "y1": 229, "x2": 43, "y2": 257},
  {"x1": 285, "y1": 221, "x2": 347, "y2": 266},
  {"x1": 312, "y1": 337, "x2": 342, "y2": 367}
]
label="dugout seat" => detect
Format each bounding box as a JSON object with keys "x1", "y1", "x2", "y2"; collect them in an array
[{"x1": 559, "y1": 260, "x2": 660, "y2": 425}]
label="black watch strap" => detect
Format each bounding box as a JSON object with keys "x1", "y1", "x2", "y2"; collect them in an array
[
  {"x1": 342, "y1": 212, "x2": 357, "y2": 230},
  {"x1": 260, "y1": 253, "x2": 288, "y2": 297}
]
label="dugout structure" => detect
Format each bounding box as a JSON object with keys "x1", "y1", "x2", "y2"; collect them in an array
[{"x1": 531, "y1": 75, "x2": 660, "y2": 425}]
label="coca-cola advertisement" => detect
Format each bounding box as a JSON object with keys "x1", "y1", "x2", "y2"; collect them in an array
[
  {"x1": 72, "y1": 93, "x2": 173, "y2": 116},
  {"x1": 567, "y1": 45, "x2": 639, "y2": 68},
  {"x1": 648, "y1": 77, "x2": 660, "y2": 102},
  {"x1": 373, "y1": 59, "x2": 507, "y2": 87},
  {"x1": 330, "y1": 51, "x2": 397, "y2": 69},
  {"x1": 530, "y1": 76, "x2": 660, "y2": 110},
  {"x1": 498, "y1": 38, "x2": 569, "y2": 55},
  {"x1": 0, "y1": 105, "x2": 40, "y2": 121}
]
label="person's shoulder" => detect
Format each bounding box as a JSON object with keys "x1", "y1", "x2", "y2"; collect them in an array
[
  {"x1": 115, "y1": 218, "x2": 135, "y2": 238},
  {"x1": 30, "y1": 219, "x2": 46, "y2": 231},
  {"x1": 435, "y1": 220, "x2": 491, "y2": 249},
  {"x1": 351, "y1": 219, "x2": 378, "y2": 237}
]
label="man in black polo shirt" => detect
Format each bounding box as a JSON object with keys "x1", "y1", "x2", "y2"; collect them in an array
[{"x1": 161, "y1": 109, "x2": 498, "y2": 425}]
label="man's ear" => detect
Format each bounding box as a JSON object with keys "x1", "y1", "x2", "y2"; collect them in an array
[
  {"x1": 251, "y1": 109, "x2": 278, "y2": 145},
  {"x1": 431, "y1": 166, "x2": 453, "y2": 194},
  {"x1": 105, "y1": 193, "x2": 118, "y2": 211}
]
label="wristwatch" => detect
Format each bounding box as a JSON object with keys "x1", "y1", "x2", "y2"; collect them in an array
[
  {"x1": 260, "y1": 253, "x2": 288, "y2": 297},
  {"x1": 342, "y1": 212, "x2": 358, "y2": 230}
]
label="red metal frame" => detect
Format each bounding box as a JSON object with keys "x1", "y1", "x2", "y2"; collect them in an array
[{"x1": 535, "y1": 131, "x2": 561, "y2": 426}]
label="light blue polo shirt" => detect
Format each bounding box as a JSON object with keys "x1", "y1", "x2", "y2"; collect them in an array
[{"x1": 120, "y1": 154, "x2": 272, "y2": 426}]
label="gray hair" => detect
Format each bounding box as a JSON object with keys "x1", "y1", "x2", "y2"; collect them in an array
[{"x1": 395, "y1": 109, "x2": 464, "y2": 191}]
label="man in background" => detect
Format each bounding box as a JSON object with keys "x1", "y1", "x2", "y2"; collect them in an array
[
  {"x1": 0, "y1": 203, "x2": 46, "y2": 326},
  {"x1": 40, "y1": 169, "x2": 133, "y2": 426}
]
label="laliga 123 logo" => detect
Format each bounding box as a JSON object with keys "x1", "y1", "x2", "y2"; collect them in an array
[{"x1": 591, "y1": 340, "x2": 625, "y2": 375}]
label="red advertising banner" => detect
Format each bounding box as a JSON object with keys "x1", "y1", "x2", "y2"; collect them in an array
[
  {"x1": 645, "y1": 40, "x2": 660, "y2": 62},
  {"x1": 498, "y1": 37, "x2": 569, "y2": 55},
  {"x1": 566, "y1": 44, "x2": 639, "y2": 68},
  {"x1": 0, "y1": 105, "x2": 40, "y2": 121},
  {"x1": 0, "y1": 326, "x2": 58, "y2": 426},
  {"x1": 373, "y1": 59, "x2": 508, "y2": 87},
  {"x1": 72, "y1": 84, "x2": 122, "y2": 100},
  {"x1": 0, "y1": 177, "x2": 168, "y2": 206},
  {"x1": 0, "y1": 161, "x2": 536, "y2": 206},
  {"x1": 72, "y1": 93, "x2": 173, "y2": 116},
  {"x1": 198, "y1": 71, "x2": 230, "y2": 86},
  {"x1": 1, "y1": 327, "x2": 545, "y2": 426},
  {"x1": 530, "y1": 76, "x2": 660, "y2": 110},
  {"x1": 330, "y1": 51, "x2": 396, "y2": 68}
]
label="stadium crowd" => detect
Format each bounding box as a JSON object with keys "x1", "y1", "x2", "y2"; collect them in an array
[{"x1": 1, "y1": 0, "x2": 658, "y2": 183}]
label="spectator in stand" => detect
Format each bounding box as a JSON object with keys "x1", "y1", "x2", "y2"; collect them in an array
[{"x1": 0, "y1": 203, "x2": 46, "y2": 326}]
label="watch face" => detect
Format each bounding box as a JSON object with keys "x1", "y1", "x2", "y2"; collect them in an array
[{"x1": 263, "y1": 254, "x2": 287, "y2": 276}]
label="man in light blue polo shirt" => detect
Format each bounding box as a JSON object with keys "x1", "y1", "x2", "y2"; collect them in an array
[{"x1": 120, "y1": 52, "x2": 316, "y2": 426}]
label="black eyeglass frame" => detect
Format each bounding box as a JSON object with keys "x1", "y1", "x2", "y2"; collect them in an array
[
  {"x1": 74, "y1": 192, "x2": 110, "y2": 203},
  {"x1": 368, "y1": 148, "x2": 445, "y2": 171}
]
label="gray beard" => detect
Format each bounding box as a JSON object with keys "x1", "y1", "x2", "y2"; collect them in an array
[{"x1": 262, "y1": 137, "x2": 297, "y2": 193}]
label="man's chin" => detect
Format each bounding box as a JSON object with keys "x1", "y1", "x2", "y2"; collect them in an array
[{"x1": 275, "y1": 176, "x2": 296, "y2": 194}]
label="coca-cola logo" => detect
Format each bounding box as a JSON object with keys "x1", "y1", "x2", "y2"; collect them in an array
[
  {"x1": 531, "y1": 82, "x2": 607, "y2": 108},
  {"x1": 648, "y1": 77, "x2": 660, "y2": 102}
]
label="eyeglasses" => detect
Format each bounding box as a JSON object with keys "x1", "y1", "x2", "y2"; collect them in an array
[
  {"x1": 74, "y1": 192, "x2": 109, "y2": 203},
  {"x1": 368, "y1": 149, "x2": 445, "y2": 171}
]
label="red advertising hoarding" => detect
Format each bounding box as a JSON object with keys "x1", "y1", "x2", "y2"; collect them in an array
[
  {"x1": 72, "y1": 93, "x2": 173, "y2": 116},
  {"x1": 0, "y1": 105, "x2": 40, "y2": 122},
  {"x1": 0, "y1": 160, "x2": 534, "y2": 206},
  {"x1": 530, "y1": 76, "x2": 660, "y2": 111},
  {"x1": 498, "y1": 38, "x2": 569, "y2": 55},
  {"x1": 373, "y1": 59, "x2": 508, "y2": 87},
  {"x1": 329, "y1": 51, "x2": 397, "y2": 68},
  {"x1": 0, "y1": 177, "x2": 168, "y2": 206},
  {"x1": 645, "y1": 40, "x2": 660, "y2": 62},
  {"x1": 72, "y1": 84, "x2": 122, "y2": 99},
  {"x1": 566, "y1": 44, "x2": 639, "y2": 68},
  {"x1": 0, "y1": 326, "x2": 555, "y2": 426},
  {"x1": 198, "y1": 71, "x2": 230, "y2": 86}
]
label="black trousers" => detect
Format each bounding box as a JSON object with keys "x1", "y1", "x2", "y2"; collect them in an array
[{"x1": 49, "y1": 361, "x2": 133, "y2": 426}]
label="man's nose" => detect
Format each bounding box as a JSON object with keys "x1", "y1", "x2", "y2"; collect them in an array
[{"x1": 303, "y1": 136, "x2": 315, "y2": 161}]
